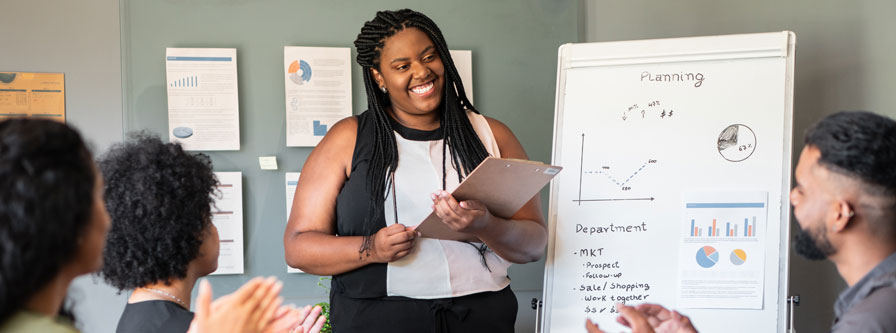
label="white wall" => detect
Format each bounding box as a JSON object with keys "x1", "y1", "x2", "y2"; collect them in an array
[
  {"x1": 0, "y1": 1, "x2": 126, "y2": 332},
  {"x1": 581, "y1": 0, "x2": 896, "y2": 332}
]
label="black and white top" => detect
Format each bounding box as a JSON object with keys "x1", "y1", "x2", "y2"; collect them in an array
[
  {"x1": 116, "y1": 300, "x2": 193, "y2": 333},
  {"x1": 332, "y1": 110, "x2": 511, "y2": 299}
]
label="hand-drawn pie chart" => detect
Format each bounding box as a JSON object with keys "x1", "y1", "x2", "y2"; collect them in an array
[
  {"x1": 730, "y1": 249, "x2": 747, "y2": 266},
  {"x1": 696, "y1": 246, "x2": 719, "y2": 268},
  {"x1": 717, "y1": 124, "x2": 756, "y2": 162}
]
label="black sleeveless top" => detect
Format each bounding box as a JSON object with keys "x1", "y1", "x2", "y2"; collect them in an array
[
  {"x1": 116, "y1": 300, "x2": 193, "y2": 333},
  {"x1": 332, "y1": 110, "x2": 444, "y2": 298}
]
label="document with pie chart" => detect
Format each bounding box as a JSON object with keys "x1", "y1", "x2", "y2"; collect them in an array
[
  {"x1": 676, "y1": 190, "x2": 768, "y2": 309},
  {"x1": 283, "y1": 46, "x2": 352, "y2": 147},
  {"x1": 166, "y1": 48, "x2": 240, "y2": 151}
]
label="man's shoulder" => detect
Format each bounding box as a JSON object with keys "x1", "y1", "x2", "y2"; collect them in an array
[{"x1": 834, "y1": 286, "x2": 896, "y2": 332}]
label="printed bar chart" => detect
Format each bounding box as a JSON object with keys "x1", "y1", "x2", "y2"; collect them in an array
[
  {"x1": 678, "y1": 191, "x2": 769, "y2": 311},
  {"x1": 685, "y1": 202, "x2": 762, "y2": 238},
  {"x1": 689, "y1": 218, "x2": 756, "y2": 238},
  {"x1": 169, "y1": 75, "x2": 199, "y2": 88}
]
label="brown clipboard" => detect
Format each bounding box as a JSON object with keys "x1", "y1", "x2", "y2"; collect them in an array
[{"x1": 414, "y1": 157, "x2": 562, "y2": 242}]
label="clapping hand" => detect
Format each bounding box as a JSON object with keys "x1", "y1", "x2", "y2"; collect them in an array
[
  {"x1": 188, "y1": 277, "x2": 283, "y2": 333},
  {"x1": 585, "y1": 303, "x2": 697, "y2": 333},
  {"x1": 263, "y1": 304, "x2": 327, "y2": 333}
]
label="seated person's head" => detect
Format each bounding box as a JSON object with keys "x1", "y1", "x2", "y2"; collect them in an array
[
  {"x1": 791, "y1": 111, "x2": 896, "y2": 259},
  {"x1": 0, "y1": 118, "x2": 109, "y2": 321},
  {"x1": 99, "y1": 133, "x2": 219, "y2": 291}
]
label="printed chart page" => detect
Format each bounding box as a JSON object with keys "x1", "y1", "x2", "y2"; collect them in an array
[
  {"x1": 284, "y1": 47, "x2": 351, "y2": 147},
  {"x1": 210, "y1": 172, "x2": 244, "y2": 275},
  {"x1": 677, "y1": 191, "x2": 768, "y2": 309},
  {"x1": 166, "y1": 48, "x2": 240, "y2": 151}
]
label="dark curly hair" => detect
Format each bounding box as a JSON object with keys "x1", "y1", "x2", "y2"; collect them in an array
[
  {"x1": 805, "y1": 111, "x2": 896, "y2": 235},
  {"x1": 98, "y1": 133, "x2": 217, "y2": 290},
  {"x1": 0, "y1": 119, "x2": 96, "y2": 322}
]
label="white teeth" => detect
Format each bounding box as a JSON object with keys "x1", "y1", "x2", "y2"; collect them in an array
[{"x1": 410, "y1": 82, "x2": 434, "y2": 94}]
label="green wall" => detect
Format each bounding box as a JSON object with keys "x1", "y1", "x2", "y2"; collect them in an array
[{"x1": 121, "y1": 0, "x2": 577, "y2": 330}]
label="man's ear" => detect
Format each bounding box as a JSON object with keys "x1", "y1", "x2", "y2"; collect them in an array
[
  {"x1": 831, "y1": 200, "x2": 854, "y2": 232},
  {"x1": 370, "y1": 68, "x2": 384, "y2": 89}
]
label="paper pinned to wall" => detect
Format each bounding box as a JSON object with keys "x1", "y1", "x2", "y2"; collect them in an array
[
  {"x1": 166, "y1": 48, "x2": 240, "y2": 151},
  {"x1": 210, "y1": 172, "x2": 245, "y2": 275},
  {"x1": 0, "y1": 72, "x2": 66, "y2": 122},
  {"x1": 449, "y1": 50, "x2": 473, "y2": 104},
  {"x1": 285, "y1": 172, "x2": 304, "y2": 273},
  {"x1": 284, "y1": 47, "x2": 352, "y2": 147},
  {"x1": 259, "y1": 156, "x2": 278, "y2": 170}
]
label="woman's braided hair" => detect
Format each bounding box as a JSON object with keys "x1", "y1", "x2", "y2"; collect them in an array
[{"x1": 353, "y1": 9, "x2": 489, "y2": 252}]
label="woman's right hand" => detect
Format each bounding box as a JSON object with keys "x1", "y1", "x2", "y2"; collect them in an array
[{"x1": 369, "y1": 223, "x2": 418, "y2": 263}]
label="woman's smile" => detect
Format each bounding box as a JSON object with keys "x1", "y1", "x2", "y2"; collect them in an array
[{"x1": 409, "y1": 80, "x2": 435, "y2": 96}]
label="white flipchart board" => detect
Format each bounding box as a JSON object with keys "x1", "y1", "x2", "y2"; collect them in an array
[{"x1": 542, "y1": 32, "x2": 795, "y2": 332}]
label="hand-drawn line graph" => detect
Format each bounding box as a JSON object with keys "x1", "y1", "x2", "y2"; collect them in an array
[
  {"x1": 574, "y1": 133, "x2": 656, "y2": 205},
  {"x1": 583, "y1": 160, "x2": 655, "y2": 189}
]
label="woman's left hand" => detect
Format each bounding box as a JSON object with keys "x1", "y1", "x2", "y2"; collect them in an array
[{"x1": 431, "y1": 190, "x2": 491, "y2": 234}]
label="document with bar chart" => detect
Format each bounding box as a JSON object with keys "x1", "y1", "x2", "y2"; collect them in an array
[
  {"x1": 166, "y1": 48, "x2": 240, "y2": 151},
  {"x1": 283, "y1": 46, "x2": 351, "y2": 147},
  {"x1": 676, "y1": 191, "x2": 768, "y2": 309}
]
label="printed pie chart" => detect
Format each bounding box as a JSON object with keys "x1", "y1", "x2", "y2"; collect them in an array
[
  {"x1": 172, "y1": 127, "x2": 194, "y2": 139},
  {"x1": 287, "y1": 60, "x2": 312, "y2": 85},
  {"x1": 730, "y1": 249, "x2": 747, "y2": 265},
  {"x1": 696, "y1": 246, "x2": 719, "y2": 268}
]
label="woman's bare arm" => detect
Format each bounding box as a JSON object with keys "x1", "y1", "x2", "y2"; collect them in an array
[{"x1": 283, "y1": 117, "x2": 416, "y2": 275}]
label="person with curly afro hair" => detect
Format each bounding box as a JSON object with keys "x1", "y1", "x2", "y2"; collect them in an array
[
  {"x1": 99, "y1": 133, "x2": 326, "y2": 333},
  {"x1": 98, "y1": 133, "x2": 221, "y2": 332}
]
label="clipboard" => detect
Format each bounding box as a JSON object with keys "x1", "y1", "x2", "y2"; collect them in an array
[{"x1": 414, "y1": 157, "x2": 563, "y2": 242}]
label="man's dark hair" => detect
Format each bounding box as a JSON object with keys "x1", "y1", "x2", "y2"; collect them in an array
[
  {"x1": 98, "y1": 133, "x2": 217, "y2": 290},
  {"x1": 805, "y1": 111, "x2": 896, "y2": 235},
  {"x1": 0, "y1": 119, "x2": 95, "y2": 322},
  {"x1": 353, "y1": 9, "x2": 490, "y2": 246}
]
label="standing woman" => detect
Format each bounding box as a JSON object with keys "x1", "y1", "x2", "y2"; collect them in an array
[{"x1": 284, "y1": 9, "x2": 547, "y2": 332}]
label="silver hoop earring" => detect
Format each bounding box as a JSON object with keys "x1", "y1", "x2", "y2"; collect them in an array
[{"x1": 380, "y1": 86, "x2": 387, "y2": 93}]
